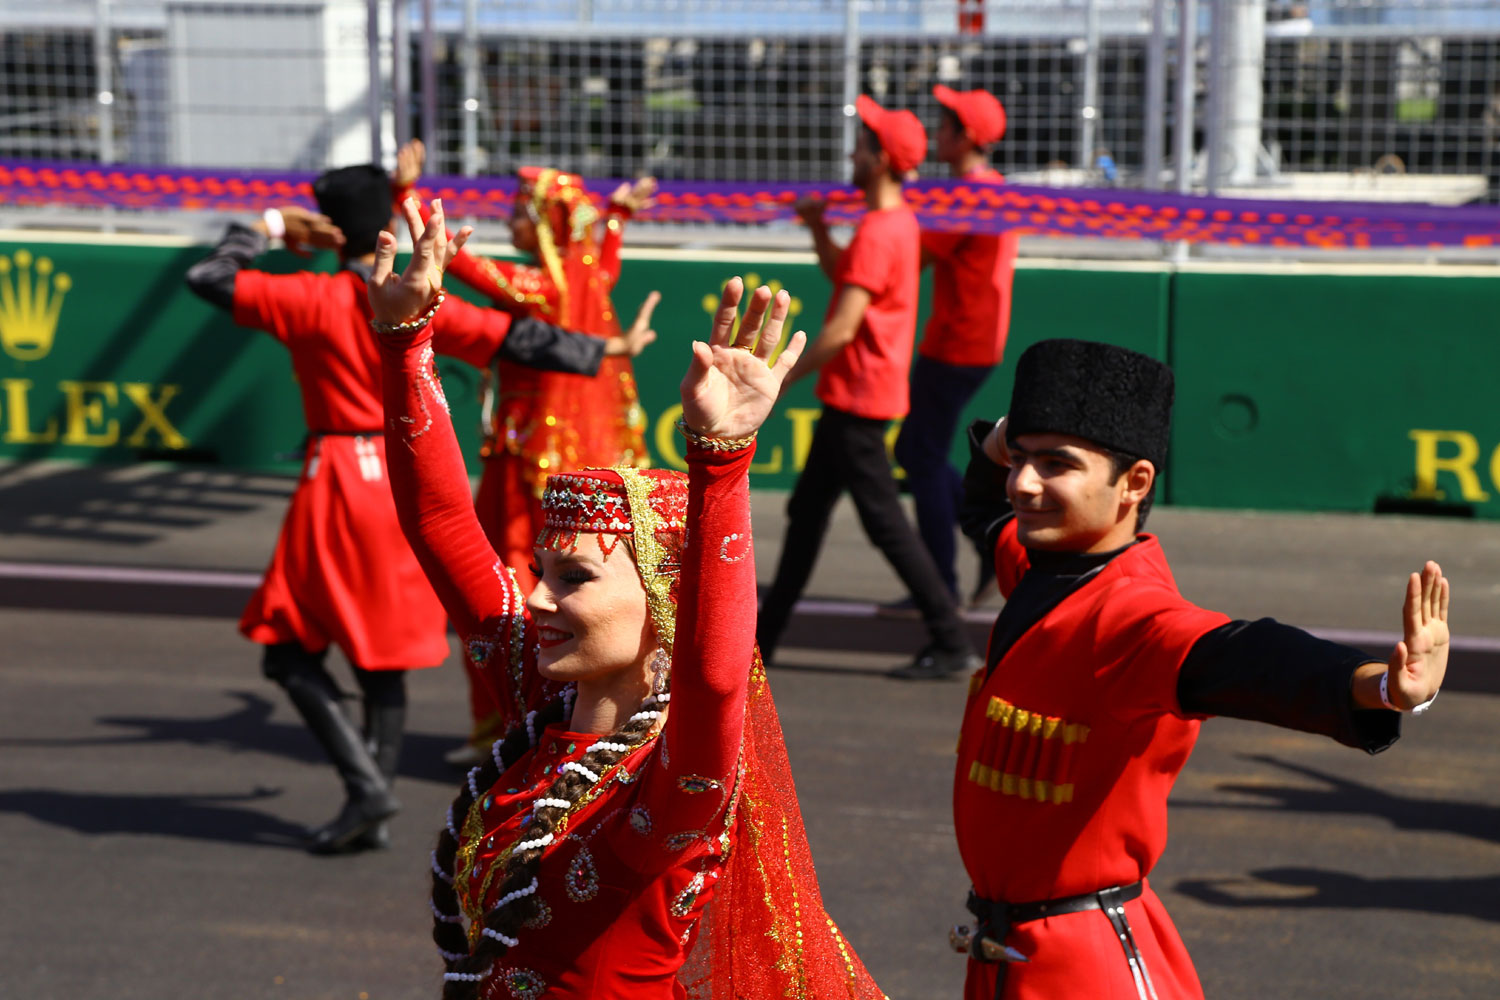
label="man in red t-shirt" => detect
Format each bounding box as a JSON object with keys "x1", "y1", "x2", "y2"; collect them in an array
[
  {"x1": 890, "y1": 85, "x2": 1020, "y2": 627},
  {"x1": 186, "y1": 166, "x2": 652, "y2": 853},
  {"x1": 757, "y1": 96, "x2": 977, "y2": 678}
]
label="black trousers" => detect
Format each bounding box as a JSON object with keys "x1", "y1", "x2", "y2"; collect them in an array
[
  {"x1": 893, "y1": 355, "x2": 996, "y2": 596},
  {"x1": 757, "y1": 405, "x2": 969, "y2": 662}
]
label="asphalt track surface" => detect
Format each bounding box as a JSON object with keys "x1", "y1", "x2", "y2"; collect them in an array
[{"x1": 1, "y1": 461, "x2": 1498, "y2": 999}]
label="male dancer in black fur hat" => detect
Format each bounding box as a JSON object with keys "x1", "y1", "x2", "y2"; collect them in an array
[
  {"x1": 947, "y1": 337, "x2": 1449, "y2": 998},
  {"x1": 186, "y1": 167, "x2": 655, "y2": 854}
]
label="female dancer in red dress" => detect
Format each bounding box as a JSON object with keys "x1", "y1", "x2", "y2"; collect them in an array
[
  {"x1": 397, "y1": 142, "x2": 658, "y2": 760},
  {"x1": 369, "y1": 200, "x2": 884, "y2": 998}
]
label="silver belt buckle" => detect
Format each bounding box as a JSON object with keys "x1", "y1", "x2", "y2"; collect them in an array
[{"x1": 949, "y1": 924, "x2": 1030, "y2": 964}]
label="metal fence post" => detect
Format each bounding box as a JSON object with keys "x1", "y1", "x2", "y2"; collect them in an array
[
  {"x1": 94, "y1": 0, "x2": 114, "y2": 164},
  {"x1": 1205, "y1": 0, "x2": 1225, "y2": 192},
  {"x1": 1144, "y1": 0, "x2": 1167, "y2": 188},
  {"x1": 1174, "y1": 0, "x2": 1197, "y2": 194},
  {"x1": 420, "y1": 0, "x2": 436, "y2": 152},
  {"x1": 367, "y1": 0, "x2": 384, "y2": 166},
  {"x1": 393, "y1": 0, "x2": 410, "y2": 147},
  {"x1": 842, "y1": 0, "x2": 861, "y2": 181},
  {"x1": 1224, "y1": 0, "x2": 1266, "y2": 186},
  {"x1": 461, "y1": 0, "x2": 479, "y2": 176},
  {"x1": 1079, "y1": 0, "x2": 1100, "y2": 171}
]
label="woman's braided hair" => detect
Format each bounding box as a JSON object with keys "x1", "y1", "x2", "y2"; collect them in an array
[{"x1": 430, "y1": 680, "x2": 669, "y2": 999}]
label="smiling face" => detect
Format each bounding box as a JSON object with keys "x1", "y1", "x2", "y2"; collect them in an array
[
  {"x1": 526, "y1": 536, "x2": 654, "y2": 686},
  {"x1": 1006, "y1": 432, "x2": 1154, "y2": 553}
]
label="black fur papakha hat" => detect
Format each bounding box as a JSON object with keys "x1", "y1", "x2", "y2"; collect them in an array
[
  {"x1": 312, "y1": 164, "x2": 391, "y2": 256},
  {"x1": 1007, "y1": 338, "x2": 1174, "y2": 471}
]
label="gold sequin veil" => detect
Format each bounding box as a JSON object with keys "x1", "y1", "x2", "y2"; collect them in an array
[{"x1": 539, "y1": 467, "x2": 886, "y2": 999}]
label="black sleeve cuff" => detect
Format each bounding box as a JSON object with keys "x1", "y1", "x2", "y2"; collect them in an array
[
  {"x1": 184, "y1": 222, "x2": 266, "y2": 311},
  {"x1": 497, "y1": 316, "x2": 606, "y2": 375},
  {"x1": 1178, "y1": 618, "x2": 1401, "y2": 754}
]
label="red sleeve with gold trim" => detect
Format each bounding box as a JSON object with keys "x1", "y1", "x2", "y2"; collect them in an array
[
  {"x1": 608, "y1": 440, "x2": 758, "y2": 872},
  {"x1": 378, "y1": 321, "x2": 550, "y2": 726}
]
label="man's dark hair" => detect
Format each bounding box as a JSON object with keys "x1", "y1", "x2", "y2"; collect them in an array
[
  {"x1": 312, "y1": 164, "x2": 391, "y2": 258},
  {"x1": 1103, "y1": 447, "x2": 1156, "y2": 530}
]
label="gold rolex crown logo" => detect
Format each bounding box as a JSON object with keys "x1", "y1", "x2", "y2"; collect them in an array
[{"x1": 1, "y1": 248, "x2": 72, "y2": 362}]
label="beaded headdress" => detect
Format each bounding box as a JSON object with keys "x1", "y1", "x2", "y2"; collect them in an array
[
  {"x1": 515, "y1": 166, "x2": 600, "y2": 320},
  {"x1": 538, "y1": 467, "x2": 688, "y2": 652}
]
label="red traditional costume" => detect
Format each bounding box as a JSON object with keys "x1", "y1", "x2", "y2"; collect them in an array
[
  {"x1": 439, "y1": 168, "x2": 648, "y2": 748},
  {"x1": 951, "y1": 338, "x2": 1402, "y2": 997},
  {"x1": 955, "y1": 520, "x2": 1227, "y2": 999},
  {"x1": 232, "y1": 267, "x2": 516, "y2": 670},
  {"x1": 377, "y1": 320, "x2": 882, "y2": 998}
]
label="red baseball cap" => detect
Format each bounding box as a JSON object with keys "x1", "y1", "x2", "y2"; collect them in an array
[
  {"x1": 933, "y1": 85, "x2": 1007, "y2": 146},
  {"x1": 855, "y1": 94, "x2": 929, "y2": 175}
]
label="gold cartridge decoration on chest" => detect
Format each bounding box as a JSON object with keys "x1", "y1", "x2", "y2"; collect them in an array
[{"x1": 966, "y1": 695, "x2": 1089, "y2": 805}]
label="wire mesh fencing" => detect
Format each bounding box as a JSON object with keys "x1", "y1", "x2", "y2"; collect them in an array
[{"x1": 2, "y1": 0, "x2": 1498, "y2": 241}]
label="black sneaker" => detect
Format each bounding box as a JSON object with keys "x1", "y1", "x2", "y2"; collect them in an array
[{"x1": 888, "y1": 644, "x2": 980, "y2": 680}]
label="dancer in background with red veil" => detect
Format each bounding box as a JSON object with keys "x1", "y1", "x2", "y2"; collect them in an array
[
  {"x1": 369, "y1": 195, "x2": 886, "y2": 999},
  {"x1": 395, "y1": 141, "x2": 658, "y2": 764}
]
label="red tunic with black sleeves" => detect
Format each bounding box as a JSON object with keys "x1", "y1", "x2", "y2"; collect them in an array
[
  {"x1": 956, "y1": 519, "x2": 1228, "y2": 999},
  {"x1": 232, "y1": 268, "x2": 512, "y2": 669},
  {"x1": 378, "y1": 326, "x2": 756, "y2": 998}
]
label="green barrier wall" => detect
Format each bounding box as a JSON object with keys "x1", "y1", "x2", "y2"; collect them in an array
[
  {"x1": 0, "y1": 240, "x2": 1168, "y2": 491},
  {"x1": 1169, "y1": 268, "x2": 1500, "y2": 516},
  {"x1": 7, "y1": 236, "x2": 1489, "y2": 516}
]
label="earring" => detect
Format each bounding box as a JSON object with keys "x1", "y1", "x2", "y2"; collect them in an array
[{"x1": 649, "y1": 648, "x2": 671, "y2": 696}]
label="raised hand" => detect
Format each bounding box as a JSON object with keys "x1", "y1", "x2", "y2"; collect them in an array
[
  {"x1": 1385, "y1": 560, "x2": 1450, "y2": 709},
  {"x1": 368, "y1": 196, "x2": 472, "y2": 326},
  {"x1": 680, "y1": 277, "x2": 806, "y2": 441},
  {"x1": 610, "y1": 176, "x2": 657, "y2": 215},
  {"x1": 394, "y1": 138, "x2": 426, "y2": 190},
  {"x1": 607, "y1": 291, "x2": 660, "y2": 357},
  {"x1": 794, "y1": 194, "x2": 827, "y2": 226},
  {"x1": 277, "y1": 206, "x2": 344, "y2": 258}
]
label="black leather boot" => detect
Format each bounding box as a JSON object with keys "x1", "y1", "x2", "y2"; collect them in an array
[
  {"x1": 264, "y1": 645, "x2": 400, "y2": 854},
  {"x1": 355, "y1": 701, "x2": 406, "y2": 851}
]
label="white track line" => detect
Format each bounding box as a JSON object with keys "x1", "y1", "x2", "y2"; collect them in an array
[
  {"x1": 2, "y1": 562, "x2": 1496, "y2": 654},
  {"x1": 0, "y1": 561, "x2": 259, "y2": 589}
]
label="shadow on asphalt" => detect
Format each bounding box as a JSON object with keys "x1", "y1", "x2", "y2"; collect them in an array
[
  {"x1": 0, "y1": 786, "x2": 309, "y2": 848},
  {"x1": 1175, "y1": 870, "x2": 1500, "y2": 924},
  {"x1": 0, "y1": 689, "x2": 469, "y2": 788},
  {"x1": 1177, "y1": 753, "x2": 1500, "y2": 846},
  {"x1": 1173, "y1": 753, "x2": 1500, "y2": 923},
  {"x1": 0, "y1": 463, "x2": 291, "y2": 548}
]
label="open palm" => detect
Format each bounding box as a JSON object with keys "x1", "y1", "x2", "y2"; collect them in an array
[
  {"x1": 1387, "y1": 560, "x2": 1450, "y2": 708},
  {"x1": 367, "y1": 197, "x2": 471, "y2": 326},
  {"x1": 680, "y1": 278, "x2": 805, "y2": 441}
]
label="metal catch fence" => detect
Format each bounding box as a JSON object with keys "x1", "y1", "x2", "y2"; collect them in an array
[{"x1": 1, "y1": 1, "x2": 1497, "y2": 234}]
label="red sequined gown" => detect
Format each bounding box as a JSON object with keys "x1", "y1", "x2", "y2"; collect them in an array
[{"x1": 377, "y1": 321, "x2": 885, "y2": 999}]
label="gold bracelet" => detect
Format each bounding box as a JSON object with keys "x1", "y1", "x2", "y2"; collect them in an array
[
  {"x1": 370, "y1": 289, "x2": 446, "y2": 336},
  {"x1": 676, "y1": 418, "x2": 756, "y2": 452}
]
